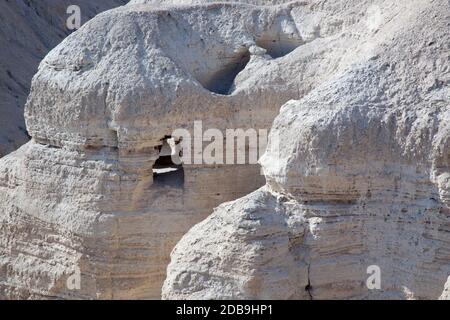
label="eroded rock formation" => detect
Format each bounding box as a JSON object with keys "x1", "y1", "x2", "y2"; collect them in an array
[
  {"x1": 0, "y1": 0, "x2": 127, "y2": 157},
  {"x1": 163, "y1": 0, "x2": 450, "y2": 299},
  {"x1": 1, "y1": 0, "x2": 448, "y2": 300},
  {"x1": 1, "y1": 0, "x2": 315, "y2": 299}
]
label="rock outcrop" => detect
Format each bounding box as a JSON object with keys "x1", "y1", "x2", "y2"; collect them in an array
[
  {"x1": 1, "y1": 0, "x2": 317, "y2": 299},
  {"x1": 163, "y1": 0, "x2": 450, "y2": 299},
  {"x1": 1, "y1": 0, "x2": 448, "y2": 300},
  {"x1": 0, "y1": 0, "x2": 127, "y2": 157}
]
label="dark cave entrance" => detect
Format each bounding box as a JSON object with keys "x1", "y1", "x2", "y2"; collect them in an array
[{"x1": 153, "y1": 137, "x2": 185, "y2": 188}]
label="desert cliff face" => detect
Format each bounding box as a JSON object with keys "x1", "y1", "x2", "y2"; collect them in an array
[
  {"x1": 0, "y1": 0, "x2": 127, "y2": 157},
  {"x1": 0, "y1": 0, "x2": 449, "y2": 300},
  {"x1": 163, "y1": 0, "x2": 450, "y2": 299},
  {"x1": 1, "y1": 0, "x2": 303, "y2": 299}
]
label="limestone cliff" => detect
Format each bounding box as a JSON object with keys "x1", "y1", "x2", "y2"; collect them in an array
[
  {"x1": 0, "y1": 0, "x2": 127, "y2": 157},
  {"x1": 2, "y1": 0, "x2": 310, "y2": 299},
  {"x1": 163, "y1": 0, "x2": 450, "y2": 299},
  {"x1": 0, "y1": 0, "x2": 448, "y2": 300}
]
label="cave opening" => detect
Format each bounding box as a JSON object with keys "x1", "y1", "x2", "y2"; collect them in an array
[
  {"x1": 153, "y1": 137, "x2": 185, "y2": 188},
  {"x1": 201, "y1": 49, "x2": 251, "y2": 95}
]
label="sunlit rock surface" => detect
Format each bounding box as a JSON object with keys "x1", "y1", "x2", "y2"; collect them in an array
[
  {"x1": 163, "y1": 0, "x2": 450, "y2": 300},
  {"x1": 0, "y1": 0, "x2": 128, "y2": 157},
  {"x1": 1, "y1": 0, "x2": 448, "y2": 300},
  {"x1": 1, "y1": 0, "x2": 310, "y2": 299}
]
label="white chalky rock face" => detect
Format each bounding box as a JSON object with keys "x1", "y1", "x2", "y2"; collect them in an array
[
  {"x1": 163, "y1": 0, "x2": 450, "y2": 299},
  {"x1": 0, "y1": 0, "x2": 362, "y2": 299},
  {"x1": 0, "y1": 0, "x2": 128, "y2": 157}
]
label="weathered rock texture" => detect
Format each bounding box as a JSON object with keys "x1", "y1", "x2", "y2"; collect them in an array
[
  {"x1": 163, "y1": 0, "x2": 450, "y2": 299},
  {"x1": 1, "y1": 0, "x2": 320, "y2": 299},
  {"x1": 1, "y1": 0, "x2": 448, "y2": 300},
  {"x1": 0, "y1": 0, "x2": 127, "y2": 157},
  {"x1": 440, "y1": 277, "x2": 450, "y2": 300}
]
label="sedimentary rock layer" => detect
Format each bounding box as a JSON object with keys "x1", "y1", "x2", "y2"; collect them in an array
[
  {"x1": 163, "y1": 0, "x2": 450, "y2": 299},
  {"x1": 1, "y1": 0, "x2": 329, "y2": 299},
  {"x1": 1, "y1": 0, "x2": 448, "y2": 300},
  {"x1": 0, "y1": 0, "x2": 127, "y2": 157}
]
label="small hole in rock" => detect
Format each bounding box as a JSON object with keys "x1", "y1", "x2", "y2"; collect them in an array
[{"x1": 153, "y1": 137, "x2": 184, "y2": 188}]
